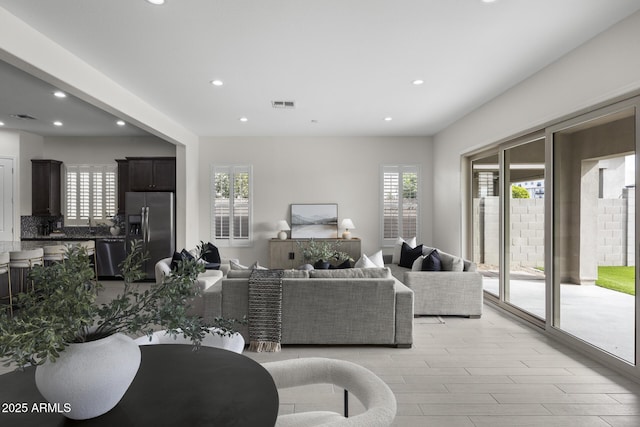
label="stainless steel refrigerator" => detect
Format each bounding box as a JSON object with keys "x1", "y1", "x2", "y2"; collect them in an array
[{"x1": 125, "y1": 192, "x2": 175, "y2": 280}]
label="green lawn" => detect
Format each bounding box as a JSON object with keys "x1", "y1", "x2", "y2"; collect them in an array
[{"x1": 596, "y1": 266, "x2": 635, "y2": 296}]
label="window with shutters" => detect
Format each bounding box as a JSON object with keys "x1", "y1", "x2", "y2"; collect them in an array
[
  {"x1": 381, "y1": 165, "x2": 420, "y2": 246},
  {"x1": 211, "y1": 165, "x2": 252, "y2": 246},
  {"x1": 65, "y1": 164, "x2": 117, "y2": 226}
]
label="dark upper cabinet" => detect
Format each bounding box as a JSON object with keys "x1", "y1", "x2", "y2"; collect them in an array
[
  {"x1": 32, "y1": 159, "x2": 62, "y2": 216},
  {"x1": 116, "y1": 159, "x2": 130, "y2": 215},
  {"x1": 126, "y1": 157, "x2": 176, "y2": 192}
]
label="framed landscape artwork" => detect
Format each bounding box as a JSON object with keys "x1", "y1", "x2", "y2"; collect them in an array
[{"x1": 291, "y1": 204, "x2": 338, "y2": 238}]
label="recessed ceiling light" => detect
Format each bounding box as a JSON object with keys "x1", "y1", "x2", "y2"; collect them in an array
[
  {"x1": 116, "y1": 120, "x2": 126, "y2": 126},
  {"x1": 53, "y1": 121, "x2": 63, "y2": 126},
  {"x1": 53, "y1": 91, "x2": 67, "y2": 98},
  {"x1": 146, "y1": 0, "x2": 165, "y2": 5},
  {"x1": 384, "y1": 117, "x2": 393, "y2": 122},
  {"x1": 412, "y1": 80, "x2": 424, "y2": 85},
  {"x1": 482, "y1": 0, "x2": 497, "y2": 3},
  {"x1": 0, "y1": 121, "x2": 4, "y2": 126},
  {"x1": 210, "y1": 80, "x2": 223, "y2": 86},
  {"x1": 239, "y1": 117, "x2": 248, "y2": 122}
]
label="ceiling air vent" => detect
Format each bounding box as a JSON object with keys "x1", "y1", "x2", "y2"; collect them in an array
[
  {"x1": 271, "y1": 100, "x2": 295, "y2": 109},
  {"x1": 10, "y1": 113, "x2": 37, "y2": 120}
]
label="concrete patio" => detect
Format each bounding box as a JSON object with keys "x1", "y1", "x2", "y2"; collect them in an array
[{"x1": 483, "y1": 272, "x2": 635, "y2": 363}]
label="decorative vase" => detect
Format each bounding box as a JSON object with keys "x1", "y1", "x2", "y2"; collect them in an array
[
  {"x1": 314, "y1": 259, "x2": 331, "y2": 269},
  {"x1": 35, "y1": 333, "x2": 141, "y2": 420},
  {"x1": 110, "y1": 226, "x2": 120, "y2": 236}
]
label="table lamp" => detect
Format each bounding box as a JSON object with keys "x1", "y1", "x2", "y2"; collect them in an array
[
  {"x1": 341, "y1": 218, "x2": 355, "y2": 239},
  {"x1": 276, "y1": 220, "x2": 290, "y2": 240}
]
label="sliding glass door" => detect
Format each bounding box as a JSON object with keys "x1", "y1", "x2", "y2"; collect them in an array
[
  {"x1": 551, "y1": 101, "x2": 637, "y2": 363},
  {"x1": 469, "y1": 96, "x2": 640, "y2": 368},
  {"x1": 504, "y1": 137, "x2": 546, "y2": 319},
  {"x1": 471, "y1": 153, "x2": 500, "y2": 298}
]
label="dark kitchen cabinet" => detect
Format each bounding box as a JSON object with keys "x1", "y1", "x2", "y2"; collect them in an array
[
  {"x1": 32, "y1": 159, "x2": 62, "y2": 216},
  {"x1": 127, "y1": 157, "x2": 176, "y2": 192},
  {"x1": 116, "y1": 159, "x2": 129, "y2": 215}
]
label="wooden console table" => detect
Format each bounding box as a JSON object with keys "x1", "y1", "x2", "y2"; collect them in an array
[{"x1": 269, "y1": 238, "x2": 361, "y2": 269}]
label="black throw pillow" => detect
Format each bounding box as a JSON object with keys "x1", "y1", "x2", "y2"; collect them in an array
[
  {"x1": 399, "y1": 242, "x2": 423, "y2": 269},
  {"x1": 202, "y1": 242, "x2": 221, "y2": 264},
  {"x1": 180, "y1": 249, "x2": 195, "y2": 261},
  {"x1": 422, "y1": 249, "x2": 442, "y2": 271},
  {"x1": 169, "y1": 251, "x2": 183, "y2": 270}
]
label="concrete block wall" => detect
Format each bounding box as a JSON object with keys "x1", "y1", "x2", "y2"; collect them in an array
[
  {"x1": 597, "y1": 198, "x2": 627, "y2": 266},
  {"x1": 473, "y1": 195, "x2": 635, "y2": 268}
]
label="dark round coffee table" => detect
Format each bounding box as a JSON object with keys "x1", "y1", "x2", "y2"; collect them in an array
[{"x1": 0, "y1": 345, "x2": 278, "y2": 426}]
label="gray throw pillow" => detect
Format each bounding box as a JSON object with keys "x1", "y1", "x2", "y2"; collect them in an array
[{"x1": 438, "y1": 251, "x2": 464, "y2": 272}]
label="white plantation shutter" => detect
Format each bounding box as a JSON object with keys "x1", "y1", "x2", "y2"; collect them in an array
[
  {"x1": 381, "y1": 165, "x2": 420, "y2": 246},
  {"x1": 211, "y1": 165, "x2": 252, "y2": 246},
  {"x1": 65, "y1": 164, "x2": 117, "y2": 226}
]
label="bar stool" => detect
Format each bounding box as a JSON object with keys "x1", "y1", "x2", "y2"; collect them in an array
[
  {"x1": 79, "y1": 241, "x2": 98, "y2": 281},
  {"x1": 9, "y1": 248, "x2": 44, "y2": 293},
  {"x1": 0, "y1": 252, "x2": 12, "y2": 316},
  {"x1": 43, "y1": 245, "x2": 68, "y2": 266}
]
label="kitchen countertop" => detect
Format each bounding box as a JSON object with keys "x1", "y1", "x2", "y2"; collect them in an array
[
  {"x1": 21, "y1": 234, "x2": 126, "y2": 241},
  {"x1": 0, "y1": 236, "x2": 126, "y2": 253}
]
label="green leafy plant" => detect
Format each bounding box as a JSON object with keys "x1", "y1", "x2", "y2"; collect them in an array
[
  {"x1": 511, "y1": 185, "x2": 530, "y2": 198},
  {"x1": 0, "y1": 240, "x2": 242, "y2": 368},
  {"x1": 297, "y1": 238, "x2": 353, "y2": 265}
]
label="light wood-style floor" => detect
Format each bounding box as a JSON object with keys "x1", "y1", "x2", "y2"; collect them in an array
[
  {"x1": 246, "y1": 304, "x2": 640, "y2": 427},
  {"x1": 3, "y1": 281, "x2": 640, "y2": 426}
]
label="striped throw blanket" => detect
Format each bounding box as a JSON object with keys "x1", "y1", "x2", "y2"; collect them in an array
[{"x1": 248, "y1": 269, "x2": 284, "y2": 352}]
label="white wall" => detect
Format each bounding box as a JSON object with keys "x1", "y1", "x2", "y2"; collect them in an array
[
  {"x1": 0, "y1": 130, "x2": 22, "y2": 239},
  {"x1": 433, "y1": 10, "x2": 640, "y2": 256},
  {"x1": 42, "y1": 136, "x2": 175, "y2": 164},
  {"x1": 198, "y1": 136, "x2": 432, "y2": 266}
]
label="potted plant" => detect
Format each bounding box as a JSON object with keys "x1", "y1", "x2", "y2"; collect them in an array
[
  {"x1": 0, "y1": 240, "x2": 241, "y2": 420},
  {"x1": 297, "y1": 238, "x2": 353, "y2": 269},
  {"x1": 109, "y1": 214, "x2": 124, "y2": 235}
]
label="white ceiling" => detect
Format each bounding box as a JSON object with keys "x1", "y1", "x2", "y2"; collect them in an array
[{"x1": 1, "y1": 0, "x2": 640, "y2": 138}]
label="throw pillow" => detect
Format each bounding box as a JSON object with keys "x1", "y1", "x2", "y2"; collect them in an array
[
  {"x1": 169, "y1": 251, "x2": 183, "y2": 270},
  {"x1": 354, "y1": 254, "x2": 377, "y2": 268},
  {"x1": 438, "y1": 251, "x2": 464, "y2": 272},
  {"x1": 392, "y1": 237, "x2": 417, "y2": 264},
  {"x1": 202, "y1": 242, "x2": 221, "y2": 264},
  {"x1": 180, "y1": 248, "x2": 195, "y2": 261},
  {"x1": 422, "y1": 249, "x2": 442, "y2": 271},
  {"x1": 399, "y1": 242, "x2": 423, "y2": 268},
  {"x1": 368, "y1": 250, "x2": 385, "y2": 267},
  {"x1": 250, "y1": 261, "x2": 269, "y2": 270},
  {"x1": 229, "y1": 260, "x2": 248, "y2": 270},
  {"x1": 411, "y1": 255, "x2": 425, "y2": 271}
]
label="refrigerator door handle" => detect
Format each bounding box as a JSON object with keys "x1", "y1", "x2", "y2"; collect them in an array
[
  {"x1": 146, "y1": 206, "x2": 151, "y2": 243},
  {"x1": 141, "y1": 206, "x2": 148, "y2": 244}
]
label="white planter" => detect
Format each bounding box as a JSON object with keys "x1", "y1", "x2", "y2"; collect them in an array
[
  {"x1": 110, "y1": 226, "x2": 120, "y2": 236},
  {"x1": 35, "y1": 333, "x2": 141, "y2": 420}
]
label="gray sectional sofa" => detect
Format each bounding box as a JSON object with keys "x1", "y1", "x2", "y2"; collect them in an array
[
  {"x1": 203, "y1": 267, "x2": 414, "y2": 347},
  {"x1": 384, "y1": 254, "x2": 483, "y2": 318}
]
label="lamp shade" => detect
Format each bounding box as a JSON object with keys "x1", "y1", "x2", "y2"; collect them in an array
[
  {"x1": 340, "y1": 218, "x2": 355, "y2": 230},
  {"x1": 276, "y1": 220, "x2": 291, "y2": 231}
]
